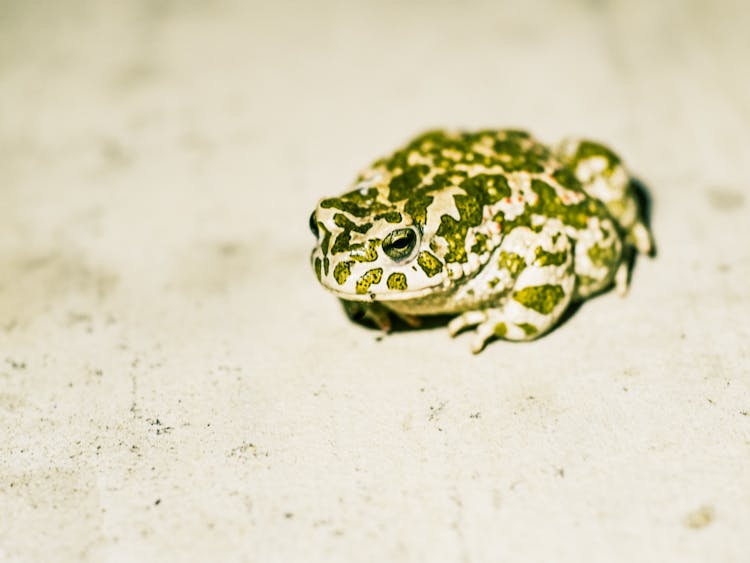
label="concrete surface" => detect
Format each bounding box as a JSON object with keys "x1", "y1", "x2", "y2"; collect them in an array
[{"x1": 1, "y1": 0, "x2": 749, "y2": 561}]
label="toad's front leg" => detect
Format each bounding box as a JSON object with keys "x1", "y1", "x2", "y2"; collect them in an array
[
  {"x1": 449, "y1": 222, "x2": 576, "y2": 353},
  {"x1": 341, "y1": 300, "x2": 421, "y2": 332}
]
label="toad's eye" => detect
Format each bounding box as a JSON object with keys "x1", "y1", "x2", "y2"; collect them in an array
[
  {"x1": 309, "y1": 212, "x2": 319, "y2": 238},
  {"x1": 382, "y1": 228, "x2": 418, "y2": 261}
]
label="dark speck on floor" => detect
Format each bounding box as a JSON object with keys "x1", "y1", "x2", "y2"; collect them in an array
[{"x1": 707, "y1": 187, "x2": 744, "y2": 211}]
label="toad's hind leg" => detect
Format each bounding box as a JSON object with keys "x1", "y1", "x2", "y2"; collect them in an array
[
  {"x1": 572, "y1": 215, "x2": 623, "y2": 299},
  {"x1": 555, "y1": 137, "x2": 653, "y2": 257},
  {"x1": 448, "y1": 221, "x2": 576, "y2": 354}
]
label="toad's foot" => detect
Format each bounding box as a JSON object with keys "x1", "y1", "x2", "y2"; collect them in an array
[
  {"x1": 630, "y1": 221, "x2": 653, "y2": 256},
  {"x1": 616, "y1": 222, "x2": 653, "y2": 297},
  {"x1": 340, "y1": 300, "x2": 421, "y2": 332},
  {"x1": 615, "y1": 261, "x2": 630, "y2": 296},
  {"x1": 449, "y1": 310, "x2": 547, "y2": 354}
]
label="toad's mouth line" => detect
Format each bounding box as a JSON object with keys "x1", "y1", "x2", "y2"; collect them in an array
[{"x1": 324, "y1": 283, "x2": 445, "y2": 302}]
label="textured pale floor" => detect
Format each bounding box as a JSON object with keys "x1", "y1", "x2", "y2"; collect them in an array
[{"x1": 1, "y1": 1, "x2": 749, "y2": 561}]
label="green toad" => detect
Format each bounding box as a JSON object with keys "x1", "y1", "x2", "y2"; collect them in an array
[{"x1": 309, "y1": 130, "x2": 652, "y2": 353}]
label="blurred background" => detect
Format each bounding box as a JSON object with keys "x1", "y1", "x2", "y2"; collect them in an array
[
  {"x1": 2, "y1": 0, "x2": 747, "y2": 312},
  {"x1": 1, "y1": 1, "x2": 749, "y2": 561}
]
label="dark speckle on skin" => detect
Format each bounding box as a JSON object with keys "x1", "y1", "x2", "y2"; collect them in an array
[{"x1": 707, "y1": 187, "x2": 744, "y2": 211}]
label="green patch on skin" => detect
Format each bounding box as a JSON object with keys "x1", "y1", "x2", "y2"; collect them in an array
[
  {"x1": 518, "y1": 323, "x2": 538, "y2": 336},
  {"x1": 471, "y1": 232, "x2": 488, "y2": 254},
  {"x1": 461, "y1": 174, "x2": 511, "y2": 204},
  {"x1": 480, "y1": 174, "x2": 512, "y2": 202},
  {"x1": 410, "y1": 130, "x2": 474, "y2": 161},
  {"x1": 492, "y1": 137, "x2": 548, "y2": 173},
  {"x1": 377, "y1": 131, "x2": 443, "y2": 172},
  {"x1": 499, "y1": 211, "x2": 533, "y2": 235},
  {"x1": 333, "y1": 261, "x2": 352, "y2": 285},
  {"x1": 403, "y1": 190, "x2": 434, "y2": 226},
  {"x1": 374, "y1": 211, "x2": 402, "y2": 223},
  {"x1": 314, "y1": 258, "x2": 322, "y2": 281},
  {"x1": 488, "y1": 277, "x2": 500, "y2": 288},
  {"x1": 331, "y1": 214, "x2": 372, "y2": 254},
  {"x1": 534, "y1": 247, "x2": 568, "y2": 266},
  {"x1": 513, "y1": 284, "x2": 566, "y2": 315},
  {"x1": 319, "y1": 223, "x2": 332, "y2": 256},
  {"x1": 417, "y1": 251, "x2": 443, "y2": 277},
  {"x1": 574, "y1": 140, "x2": 622, "y2": 174},
  {"x1": 351, "y1": 239, "x2": 380, "y2": 262},
  {"x1": 498, "y1": 251, "x2": 526, "y2": 277},
  {"x1": 320, "y1": 187, "x2": 387, "y2": 218},
  {"x1": 437, "y1": 213, "x2": 470, "y2": 263},
  {"x1": 386, "y1": 272, "x2": 408, "y2": 290},
  {"x1": 355, "y1": 268, "x2": 383, "y2": 294},
  {"x1": 427, "y1": 171, "x2": 461, "y2": 191},
  {"x1": 437, "y1": 173, "x2": 507, "y2": 263},
  {"x1": 588, "y1": 242, "x2": 617, "y2": 268},
  {"x1": 494, "y1": 322, "x2": 508, "y2": 337},
  {"x1": 551, "y1": 167, "x2": 584, "y2": 192},
  {"x1": 388, "y1": 165, "x2": 429, "y2": 201},
  {"x1": 530, "y1": 179, "x2": 607, "y2": 229},
  {"x1": 383, "y1": 163, "x2": 436, "y2": 226}
]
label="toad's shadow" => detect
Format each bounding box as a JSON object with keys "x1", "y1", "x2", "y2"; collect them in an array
[
  {"x1": 347, "y1": 177, "x2": 655, "y2": 339},
  {"x1": 631, "y1": 177, "x2": 656, "y2": 257}
]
